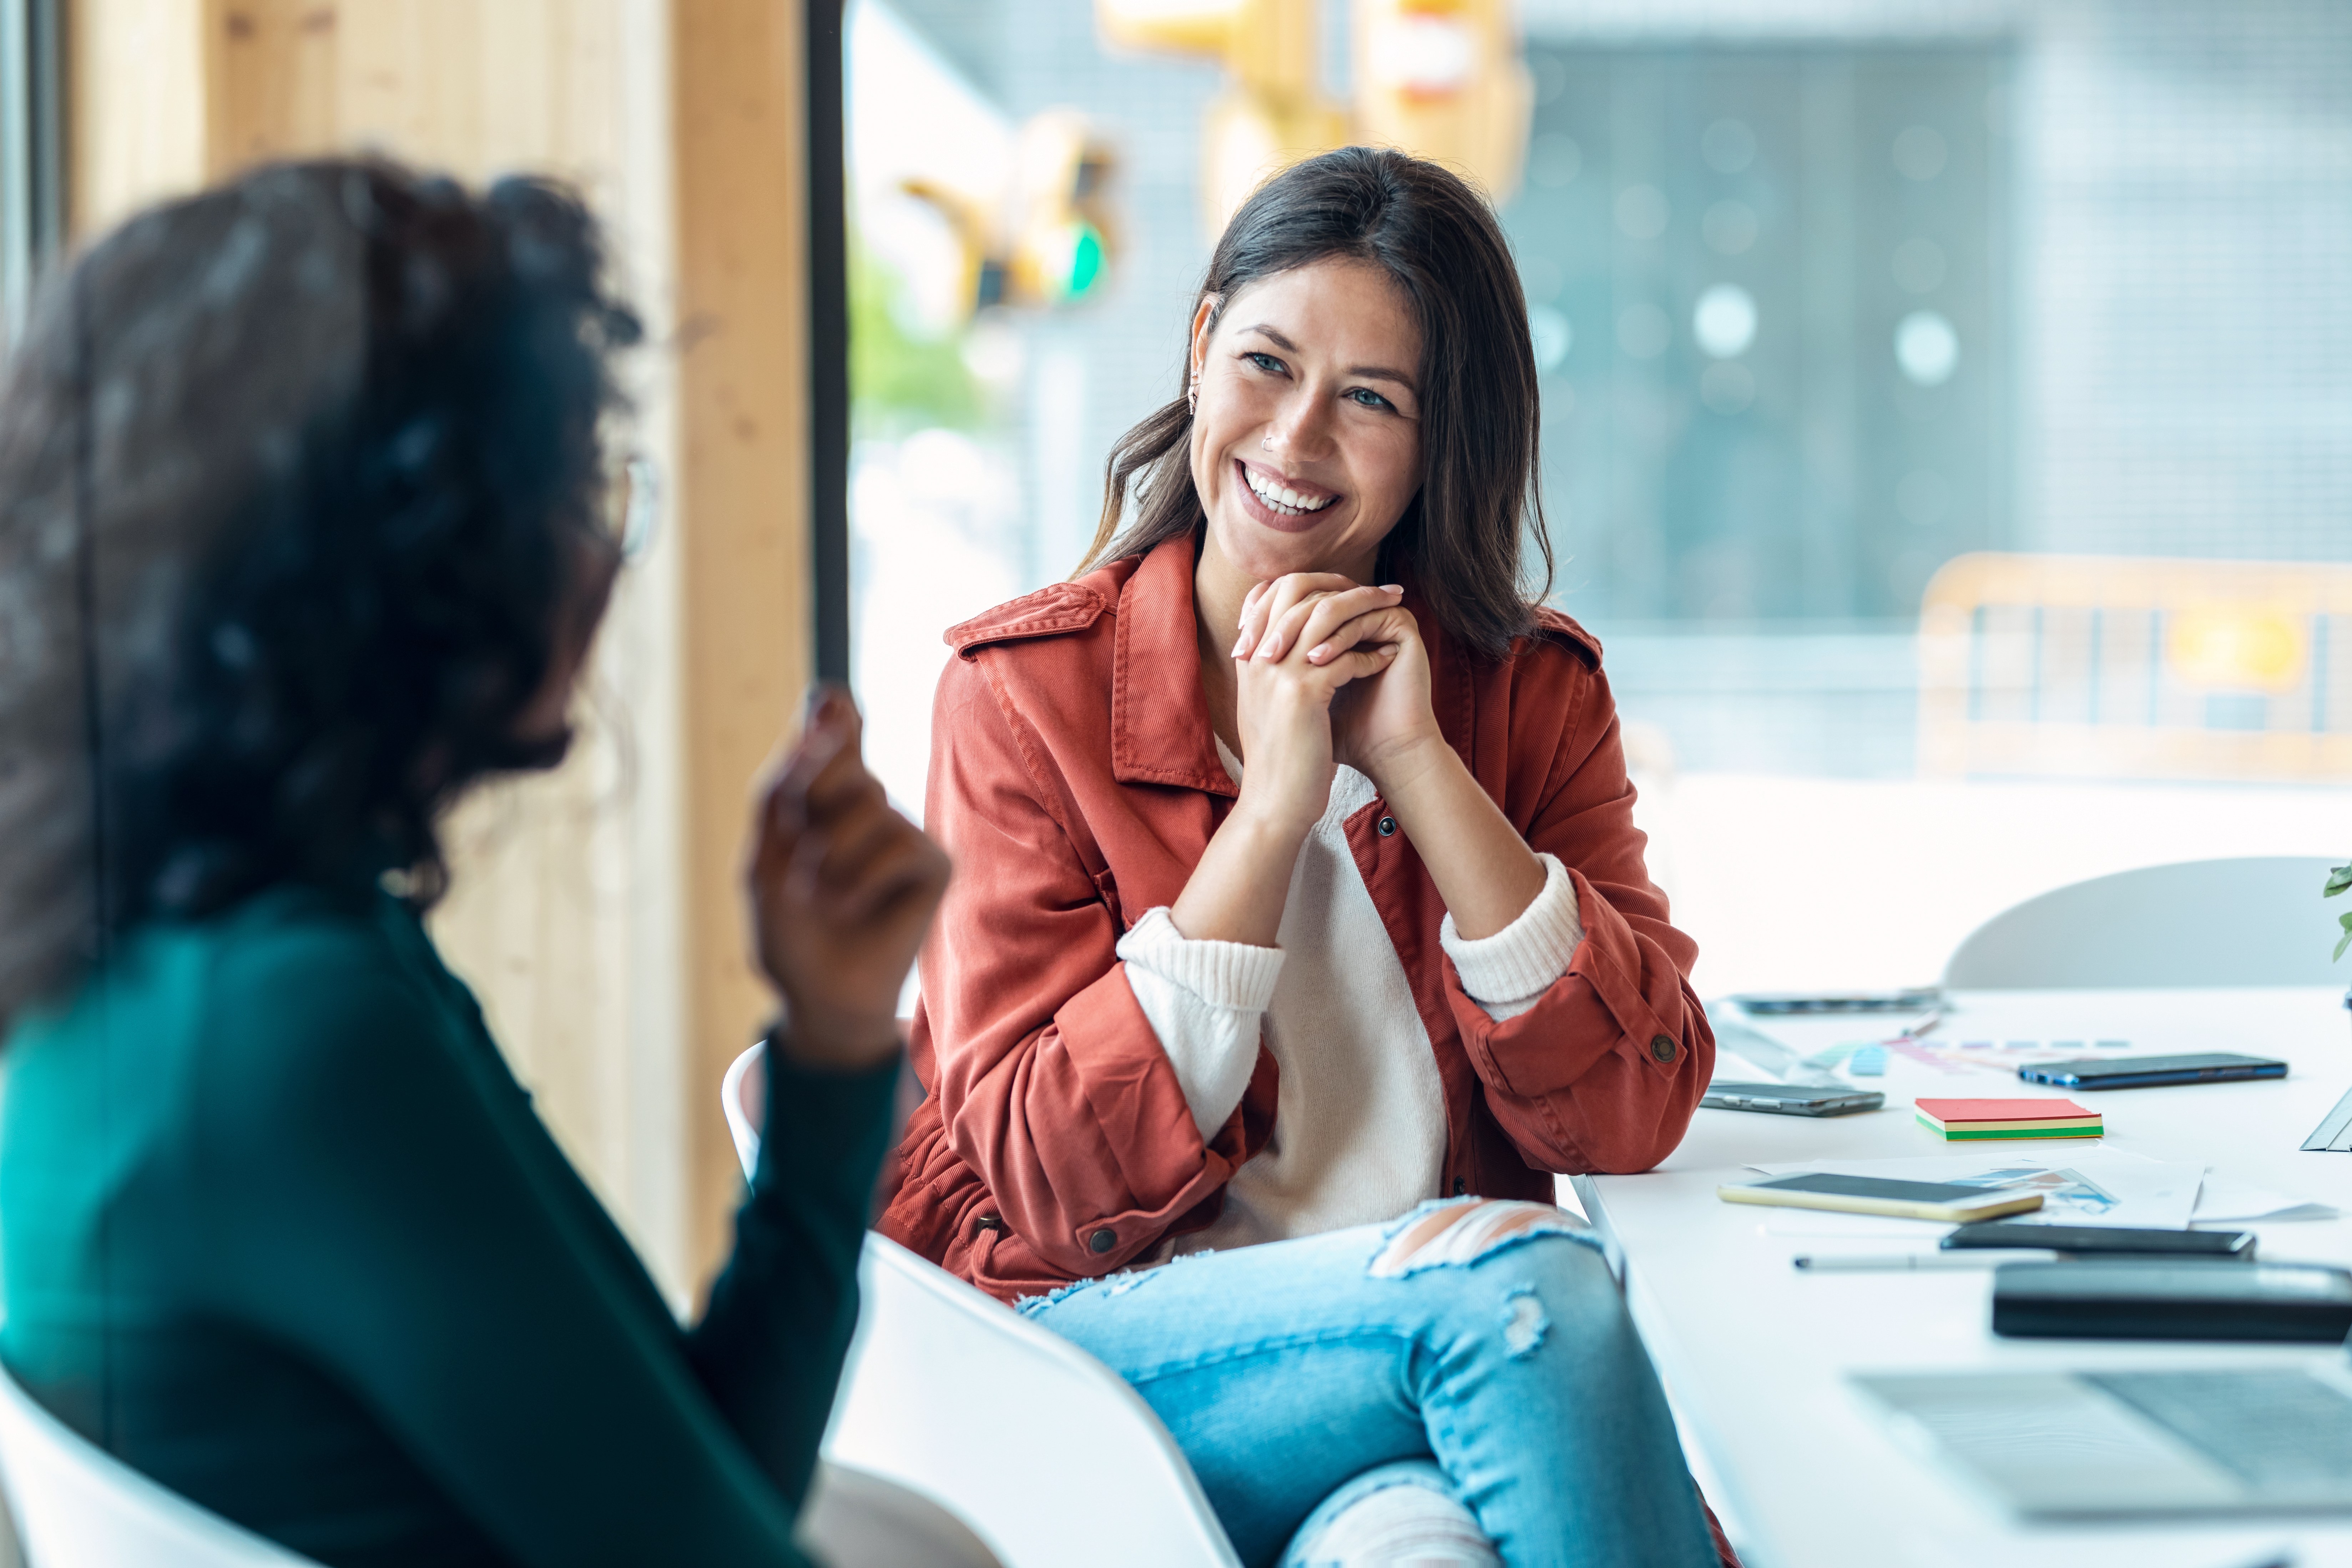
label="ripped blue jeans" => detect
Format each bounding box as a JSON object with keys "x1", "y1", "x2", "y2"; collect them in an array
[{"x1": 1017, "y1": 1199, "x2": 1718, "y2": 1568}]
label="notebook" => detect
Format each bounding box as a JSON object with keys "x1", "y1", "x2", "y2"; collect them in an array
[{"x1": 1916, "y1": 1097, "x2": 2101, "y2": 1141}]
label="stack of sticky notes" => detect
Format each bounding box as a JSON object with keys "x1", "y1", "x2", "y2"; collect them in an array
[{"x1": 1914, "y1": 1097, "x2": 2103, "y2": 1142}]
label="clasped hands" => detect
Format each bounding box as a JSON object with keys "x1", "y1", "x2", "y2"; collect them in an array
[{"x1": 1225, "y1": 572, "x2": 1448, "y2": 837}]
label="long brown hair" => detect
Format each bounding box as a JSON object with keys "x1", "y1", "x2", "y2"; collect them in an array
[{"x1": 1081, "y1": 146, "x2": 1551, "y2": 657}]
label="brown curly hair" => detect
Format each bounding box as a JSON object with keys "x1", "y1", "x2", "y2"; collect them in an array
[{"x1": 0, "y1": 158, "x2": 640, "y2": 1030}]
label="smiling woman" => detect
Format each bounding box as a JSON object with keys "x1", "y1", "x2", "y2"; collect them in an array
[
  {"x1": 1085, "y1": 147, "x2": 1550, "y2": 659},
  {"x1": 885, "y1": 147, "x2": 1736, "y2": 1567}
]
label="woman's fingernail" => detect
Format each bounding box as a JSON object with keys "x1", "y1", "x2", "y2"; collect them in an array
[
  {"x1": 1382, "y1": 584, "x2": 1404, "y2": 594},
  {"x1": 1308, "y1": 643, "x2": 1329, "y2": 662},
  {"x1": 1232, "y1": 635, "x2": 1248, "y2": 657},
  {"x1": 1260, "y1": 637, "x2": 1281, "y2": 660}
]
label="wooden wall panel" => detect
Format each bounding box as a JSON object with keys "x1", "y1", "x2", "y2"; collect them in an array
[{"x1": 670, "y1": 0, "x2": 812, "y2": 1287}]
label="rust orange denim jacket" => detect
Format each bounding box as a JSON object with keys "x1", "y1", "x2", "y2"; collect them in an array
[{"x1": 878, "y1": 536, "x2": 1714, "y2": 1305}]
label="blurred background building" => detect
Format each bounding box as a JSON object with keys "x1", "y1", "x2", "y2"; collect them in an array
[{"x1": 846, "y1": 0, "x2": 2352, "y2": 997}]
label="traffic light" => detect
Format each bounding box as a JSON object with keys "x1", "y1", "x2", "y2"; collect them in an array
[
  {"x1": 1005, "y1": 111, "x2": 1117, "y2": 308},
  {"x1": 1097, "y1": 0, "x2": 1531, "y2": 235},
  {"x1": 901, "y1": 110, "x2": 1119, "y2": 317},
  {"x1": 1353, "y1": 0, "x2": 1531, "y2": 201},
  {"x1": 1096, "y1": 0, "x2": 1347, "y2": 234}
]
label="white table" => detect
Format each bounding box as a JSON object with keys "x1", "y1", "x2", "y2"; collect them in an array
[{"x1": 1570, "y1": 986, "x2": 2352, "y2": 1568}]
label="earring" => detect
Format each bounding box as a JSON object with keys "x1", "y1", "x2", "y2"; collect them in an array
[{"x1": 1186, "y1": 372, "x2": 1198, "y2": 416}]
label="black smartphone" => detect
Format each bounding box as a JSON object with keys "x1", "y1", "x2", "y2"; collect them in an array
[
  {"x1": 1943, "y1": 1221, "x2": 2255, "y2": 1259},
  {"x1": 2017, "y1": 1052, "x2": 2287, "y2": 1090},
  {"x1": 1700, "y1": 1081, "x2": 1886, "y2": 1117}
]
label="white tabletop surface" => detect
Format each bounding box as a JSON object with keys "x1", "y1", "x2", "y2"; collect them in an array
[{"x1": 1570, "y1": 986, "x2": 2352, "y2": 1568}]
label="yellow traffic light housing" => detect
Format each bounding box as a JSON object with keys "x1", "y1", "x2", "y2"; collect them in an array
[
  {"x1": 1355, "y1": 0, "x2": 1531, "y2": 201},
  {"x1": 1006, "y1": 111, "x2": 1118, "y2": 307},
  {"x1": 1098, "y1": 0, "x2": 1347, "y2": 233},
  {"x1": 1099, "y1": 0, "x2": 1531, "y2": 235},
  {"x1": 900, "y1": 110, "x2": 1120, "y2": 318}
]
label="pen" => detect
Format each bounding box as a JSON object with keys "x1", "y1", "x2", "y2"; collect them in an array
[
  {"x1": 1793, "y1": 1249, "x2": 2059, "y2": 1272},
  {"x1": 1891, "y1": 1006, "x2": 1944, "y2": 1043}
]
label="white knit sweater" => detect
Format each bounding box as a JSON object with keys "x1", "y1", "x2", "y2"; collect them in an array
[{"x1": 1117, "y1": 742, "x2": 1585, "y2": 1254}]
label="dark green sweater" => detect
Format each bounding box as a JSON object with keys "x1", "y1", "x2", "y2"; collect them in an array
[{"x1": 0, "y1": 883, "x2": 895, "y2": 1567}]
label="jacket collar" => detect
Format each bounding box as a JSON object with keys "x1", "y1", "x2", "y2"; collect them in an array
[{"x1": 1111, "y1": 535, "x2": 1235, "y2": 796}]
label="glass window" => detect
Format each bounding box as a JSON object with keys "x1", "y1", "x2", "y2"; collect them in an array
[{"x1": 848, "y1": 0, "x2": 2352, "y2": 996}]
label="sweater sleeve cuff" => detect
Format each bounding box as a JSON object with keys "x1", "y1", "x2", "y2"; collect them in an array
[
  {"x1": 1439, "y1": 852, "x2": 1583, "y2": 1020},
  {"x1": 1116, "y1": 905, "x2": 1284, "y2": 1009},
  {"x1": 1116, "y1": 906, "x2": 1281, "y2": 1139}
]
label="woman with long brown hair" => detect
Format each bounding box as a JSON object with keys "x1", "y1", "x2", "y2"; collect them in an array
[{"x1": 883, "y1": 147, "x2": 1730, "y2": 1566}]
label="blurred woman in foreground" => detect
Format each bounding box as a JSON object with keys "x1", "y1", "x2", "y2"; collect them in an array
[{"x1": 0, "y1": 160, "x2": 959, "y2": 1567}]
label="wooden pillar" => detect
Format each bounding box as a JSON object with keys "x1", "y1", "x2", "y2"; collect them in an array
[
  {"x1": 60, "y1": 0, "x2": 815, "y2": 1304},
  {"x1": 68, "y1": 0, "x2": 206, "y2": 233},
  {"x1": 669, "y1": 0, "x2": 812, "y2": 1286}
]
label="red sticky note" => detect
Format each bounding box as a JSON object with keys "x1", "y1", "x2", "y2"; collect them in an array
[{"x1": 1914, "y1": 1098, "x2": 2094, "y2": 1122}]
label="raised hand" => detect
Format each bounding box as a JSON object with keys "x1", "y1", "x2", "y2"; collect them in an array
[{"x1": 743, "y1": 687, "x2": 950, "y2": 1071}]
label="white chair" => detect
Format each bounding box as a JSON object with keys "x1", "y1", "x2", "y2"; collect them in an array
[
  {"x1": 724, "y1": 1043, "x2": 1243, "y2": 1568},
  {"x1": 0, "y1": 1259, "x2": 994, "y2": 1568},
  {"x1": 0, "y1": 1358, "x2": 320, "y2": 1567},
  {"x1": 1942, "y1": 856, "x2": 2351, "y2": 989}
]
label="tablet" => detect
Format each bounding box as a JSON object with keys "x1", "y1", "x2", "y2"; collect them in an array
[{"x1": 1717, "y1": 1172, "x2": 2046, "y2": 1224}]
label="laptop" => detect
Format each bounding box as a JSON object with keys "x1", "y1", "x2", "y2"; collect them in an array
[{"x1": 1856, "y1": 1360, "x2": 2352, "y2": 1515}]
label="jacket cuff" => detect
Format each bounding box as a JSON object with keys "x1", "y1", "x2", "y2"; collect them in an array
[
  {"x1": 1116, "y1": 906, "x2": 1280, "y2": 1138},
  {"x1": 1439, "y1": 852, "x2": 1583, "y2": 1020}
]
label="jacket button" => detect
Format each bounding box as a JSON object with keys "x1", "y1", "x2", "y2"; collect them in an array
[
  {"x1": 1088, "y1": 1227, "x2": 1117, "y2": 1254},
  {"x1": 1649, "y1": 1034, "x2": 1677, "y2": 1064},
  {"x1": 1376, "y1": 815, "x2": 1397, "y2": 837}
]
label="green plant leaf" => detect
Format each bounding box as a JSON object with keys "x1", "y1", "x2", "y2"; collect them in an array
[
  {"x1": 2338, "y1": 910, "x2": 2352, "y2": 961},
  {"x1": 2328, "y1": 861, "x2": 2352, "y2": 898}
]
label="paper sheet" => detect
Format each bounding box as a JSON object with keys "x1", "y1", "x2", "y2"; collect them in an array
[{"x1": 2190, "y1": 1172, "x2": 2339, "y2": 1224}]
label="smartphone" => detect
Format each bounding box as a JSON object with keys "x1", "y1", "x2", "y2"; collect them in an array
[
  {"x1": 1729, "y1": 987, "x2": 1941, "y2": 1016},
  {"x1": 2017, "y1": 1053, "x2": 2287, "y2": 1090},
  {"x1": 1943, "y1": 1221, "x2": 2256, "y2": 1259},
  {"x1": 1717, "y1": 1172, "x2": 2045, "y2": 1224},
  {"x1": 1701, "y1": 1082, "x2": 1886, "y2": 1117}
]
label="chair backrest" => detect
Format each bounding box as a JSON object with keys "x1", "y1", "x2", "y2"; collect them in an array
[
  {"x1": 1943, "y1": 856, "x2": 2350, "y2": 989},
  {"x1": 723, "y1": 1043, "x2": 1240, "y2": 1568},
  {"x1": 1918, "y1": 551, "x2": 2352, "y2": 784},
  {"x1": 720, "y1": 1038, "x2": 764, "y2": 1177},
  {"x1": 0, "y1": 1362, "x2": 321, "y2": 1567}
]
